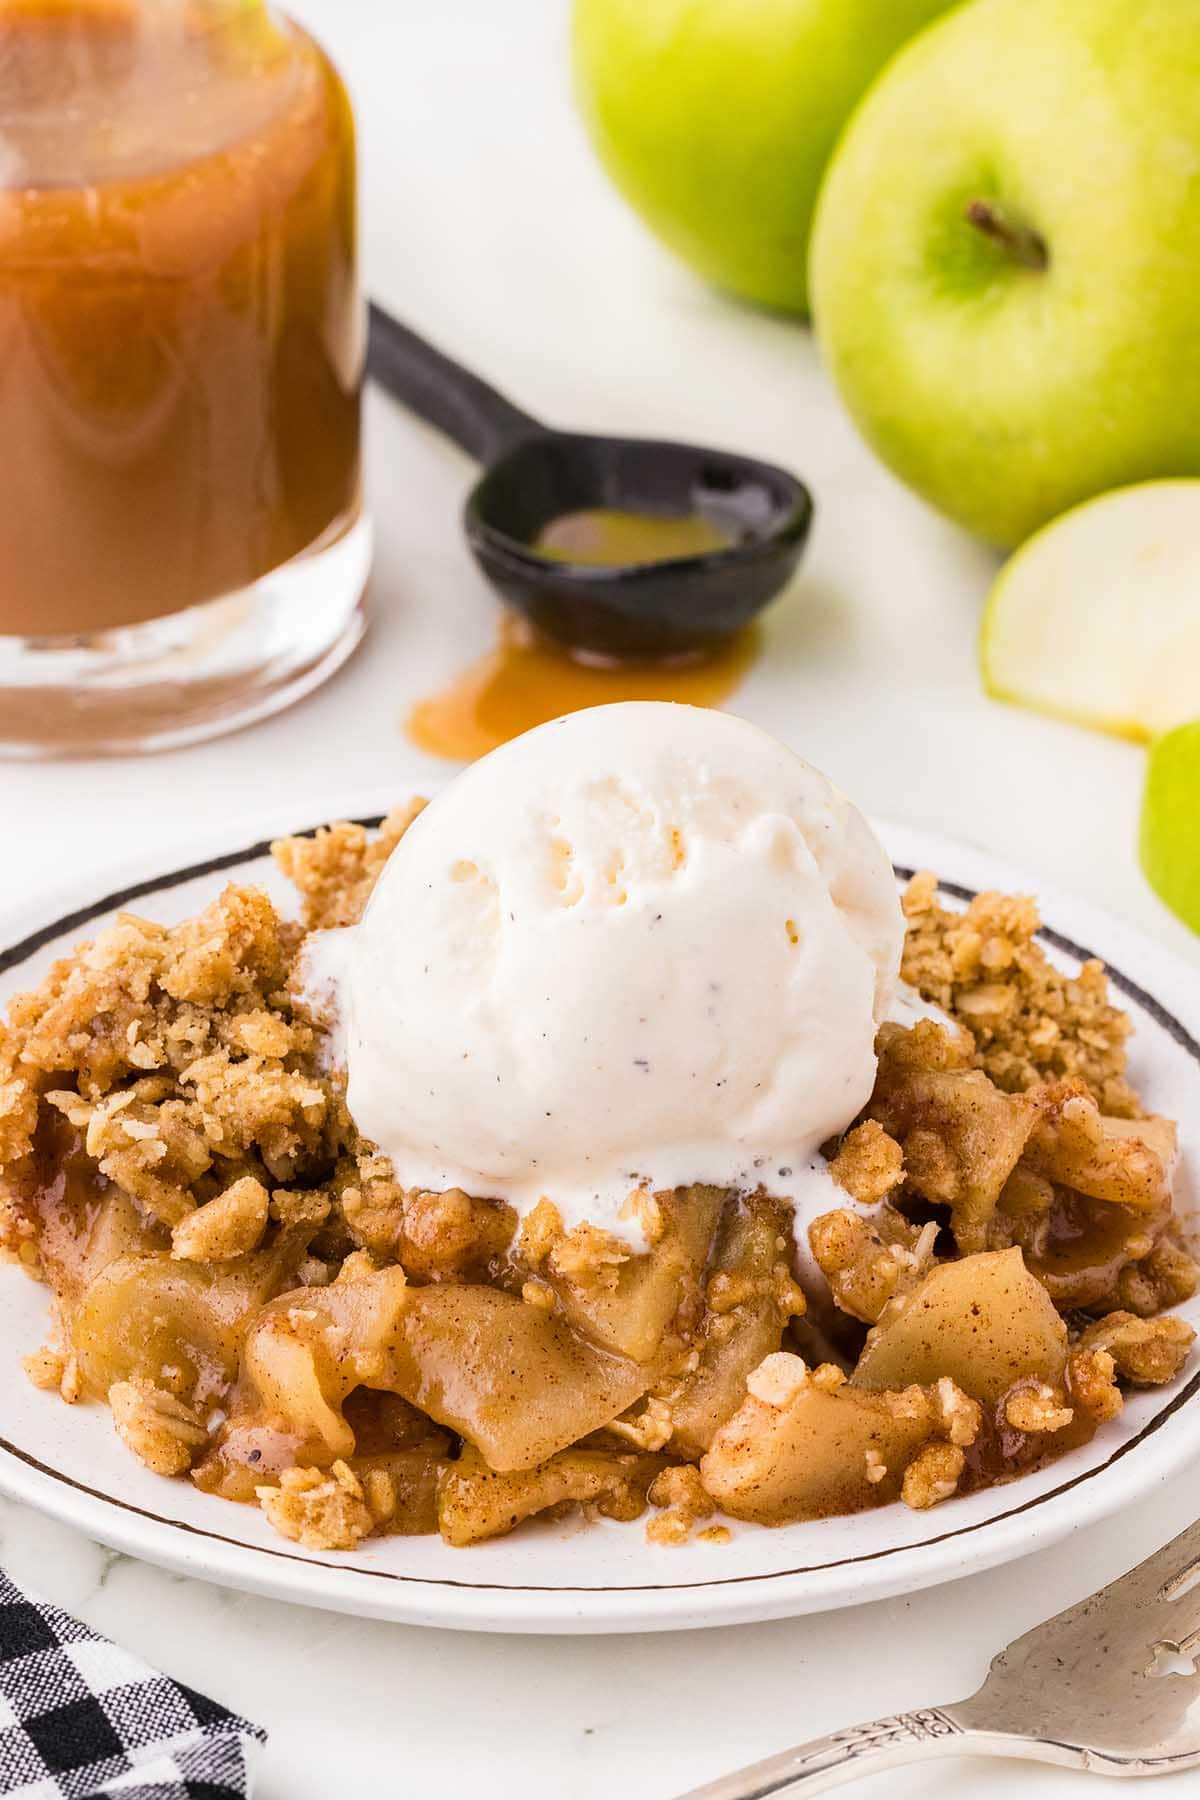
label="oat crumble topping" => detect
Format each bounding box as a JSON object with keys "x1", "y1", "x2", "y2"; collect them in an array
[
  {"x1": 1003, "y1": 1382, "x2": 1074, "y2": 1435},
  {"x1": 746, "y1": 1352, "x2": 809, "y2": 1409},
  {"x1": 110, "y1": 1379, "x2": 209, "y2": 1477},
  {"x1": 901, "y1": 1441, "x2": 966, "y2": 1511},
  {"x1": 0, "y1": 825, "x2": 1193, "y2": 1552},
  {"x1": 258, "y1": 1461, "x2": 375, "y2": 1551},
  {"x1": 900, "y1": 871, "x2": 1138, "y2": 1115}
]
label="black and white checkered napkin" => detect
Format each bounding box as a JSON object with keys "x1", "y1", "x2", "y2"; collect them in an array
[{"x1": 0, "y1": 1569, "x2": 264, "y2": 1799}]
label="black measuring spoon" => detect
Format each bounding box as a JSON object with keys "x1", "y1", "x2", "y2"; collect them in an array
[{"x1": 366, "y1": 302, "x2": 814, "y2": 662}]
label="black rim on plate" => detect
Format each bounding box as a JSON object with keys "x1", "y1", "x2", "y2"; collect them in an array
[{"x1": 0, "y1": 826, "x2": 1196, "y2": 1596}]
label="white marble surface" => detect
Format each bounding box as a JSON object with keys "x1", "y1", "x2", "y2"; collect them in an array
[{"x1": 4, "y1": 1, "x2": 1200, "y2": 1794}]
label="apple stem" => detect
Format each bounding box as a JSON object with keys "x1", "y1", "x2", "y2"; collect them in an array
[{"x1": 965, "y1": 199, "x2": 1049, "y2": 272}]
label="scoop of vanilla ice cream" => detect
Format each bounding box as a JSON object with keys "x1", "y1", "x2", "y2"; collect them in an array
[{"x1": 319, "y1": 703, "x2": 903, "y2": 1241}]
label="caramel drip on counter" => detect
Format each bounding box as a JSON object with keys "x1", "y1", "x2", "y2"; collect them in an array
[{"x1": 406, "y1": 614, "x2": 759, "y2": 762}]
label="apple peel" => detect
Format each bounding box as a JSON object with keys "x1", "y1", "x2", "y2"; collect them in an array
[{"x1": 1141, "y1": 720, "x2": 1200, "y2": 935}]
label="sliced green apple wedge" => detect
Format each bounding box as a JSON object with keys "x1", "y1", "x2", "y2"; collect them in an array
[
  {"x1": 981, "y1": 482, "x2": 1200, "y2": 741},
  {"x1": 1141, "y1": 721, "x2": 1200, "y2": 934}
]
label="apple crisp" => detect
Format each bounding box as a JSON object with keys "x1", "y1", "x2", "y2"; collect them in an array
[{"x1": 0, "y1": 823, "x2": 1194, "y2": 1551}]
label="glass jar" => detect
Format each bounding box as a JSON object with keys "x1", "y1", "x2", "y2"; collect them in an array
[{"x1": 0, "y1": 0, "x2": 367, "y2": 753}]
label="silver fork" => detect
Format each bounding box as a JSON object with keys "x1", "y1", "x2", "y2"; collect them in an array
[{"x1": 677, "y1": 1518, "x2": 1200, "y2": 1796}]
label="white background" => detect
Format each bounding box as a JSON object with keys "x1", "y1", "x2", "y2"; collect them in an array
[{"x1": 3, "y1": 2, "x2": 1199, "y2": 1794}]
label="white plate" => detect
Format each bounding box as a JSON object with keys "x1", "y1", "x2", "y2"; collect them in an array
[{"x1": 1, "y1": 800, "x2": 1198, "y2": 1635}]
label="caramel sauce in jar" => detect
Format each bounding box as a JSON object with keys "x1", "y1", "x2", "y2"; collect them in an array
[{"x1": 0, "y1": 0, "x2": 361, "y2": 636}]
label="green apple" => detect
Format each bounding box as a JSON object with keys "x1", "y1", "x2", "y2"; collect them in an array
[
  {"x1": 809, "y1": 0, "x2": 1200, "y2": 547},
  {"x1": 1142, "y1": 721, "x2": 1200, "y2": 934},
  {"x1": 981, "y1": 481, "x2": 1200, "y2": 741},
  {"x1": 571, "y1": 0, "x2": 959, "y2": 317}
]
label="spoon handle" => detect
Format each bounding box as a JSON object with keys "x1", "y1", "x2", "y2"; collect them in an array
[{"x1": 366, "y1": 301, "x2": 543, "y2": 463}]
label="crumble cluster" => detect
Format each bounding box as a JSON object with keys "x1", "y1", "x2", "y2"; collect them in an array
[
  {"x1": 272, "y1": 801, "x2": 426, "y2": 931},
  {"x1": 900, "y1": 870, "x2": 1140, "y2": 1117}
]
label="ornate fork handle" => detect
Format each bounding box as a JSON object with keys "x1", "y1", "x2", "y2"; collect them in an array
[{"x1": 675, "y1": 1706, "x2": 977, "y2": 1798}]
